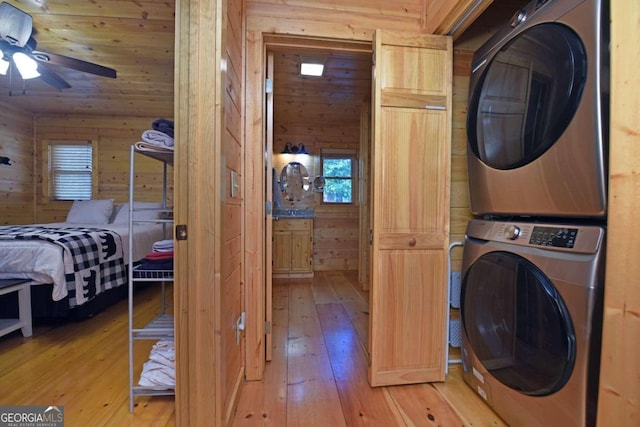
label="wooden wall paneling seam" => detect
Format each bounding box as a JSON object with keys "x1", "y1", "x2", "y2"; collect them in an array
[
  {"x1": 174, "y1": 0, "x2": 191, "y2": 423},
  {"x1": 174, "y1": 0, "x2": 195, "y2": 426}
]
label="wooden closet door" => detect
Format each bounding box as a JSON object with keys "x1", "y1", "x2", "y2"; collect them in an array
[{"x1": 368, "y1": 30, "x2": 452, "y2": 387}]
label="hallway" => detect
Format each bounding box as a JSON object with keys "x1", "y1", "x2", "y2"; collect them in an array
[{"x1": 232, "y1": 271, "x2": 505, "y2": 426}]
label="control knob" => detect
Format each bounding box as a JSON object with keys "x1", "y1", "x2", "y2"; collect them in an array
[{"x1": 504, "y1": 225, "x2": 521, "y2": 240}]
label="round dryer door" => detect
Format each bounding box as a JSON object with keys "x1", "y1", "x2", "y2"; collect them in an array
[
  {"x1": 467, "y1": 23, "x2": 587, "y2": 170},
  {"x1": 461, "y1": 251, "x2": 576, "y2": 396}
]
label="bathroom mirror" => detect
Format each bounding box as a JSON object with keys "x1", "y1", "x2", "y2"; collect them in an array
[
  {"x1": 312, "y1": 176, "x2": 325, "y2": 192},
  {"x1": 280, "y1": 161, "x2": 310, "y2": 201}
]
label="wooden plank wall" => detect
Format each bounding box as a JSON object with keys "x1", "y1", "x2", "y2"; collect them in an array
[
  {"x1": 222, "y1": 0, "x2": 245, "y2": 424},
  {"x1": 33, "y1": 116, "x2": 173, "y2": 224},
  {"x1": 0, "y1": 103, "x2": 35, "y2": 225},
  {"x1": 450, "y1": 48, "x2": 474, "y2": 272}
]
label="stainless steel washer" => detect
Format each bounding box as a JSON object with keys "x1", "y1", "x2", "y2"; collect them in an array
[{"x1": 460, "y1": 219, "x2": 605, "y2": 427}]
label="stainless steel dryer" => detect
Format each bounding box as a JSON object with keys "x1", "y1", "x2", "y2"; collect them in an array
[
  {"x1": 460, "y1": 219, "x2": 605, "y2": 427},
  {"x1": 466, "y1": 0, "x2": 609, "y2": 218}
]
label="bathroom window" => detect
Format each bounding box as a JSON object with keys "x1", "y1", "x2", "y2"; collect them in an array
[
  {"x1": 321, "y1": 150, "x2": 356, "y2": 204},
  {"x1": 48, "y1": 140, "x2": 95, "y2": 201}
]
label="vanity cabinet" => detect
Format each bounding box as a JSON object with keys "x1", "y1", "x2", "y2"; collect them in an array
[{"x1": 272, "y1": 219, "x2": 313, "y2": 278}]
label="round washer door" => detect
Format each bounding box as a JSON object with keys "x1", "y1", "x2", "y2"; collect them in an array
[
  {"x1": 467, "y1": 23, "x2": 587, "y2": 170},
  {"x1": 461, "y1": 251, "x2": 576, "y2": 396}
]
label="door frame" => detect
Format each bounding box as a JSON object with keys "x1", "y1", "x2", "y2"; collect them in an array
[{"x1": 244, "y1": 32, "x2": 372, "y2": 380}]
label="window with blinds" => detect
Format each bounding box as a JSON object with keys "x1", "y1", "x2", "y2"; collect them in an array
[{"x1": 48, "y1": 141, "x2": 93, "y2": 200}]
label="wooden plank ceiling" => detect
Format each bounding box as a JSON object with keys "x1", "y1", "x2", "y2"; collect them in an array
[
  {"x1": 0, "y1": 0, "x2": 528, "y2": 119},
  {"x1": 0, "y1": 0, "x2": 175, "y2": 118}
]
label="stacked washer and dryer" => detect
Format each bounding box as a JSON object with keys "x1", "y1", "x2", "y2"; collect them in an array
[{"x1": 460, "y1": 0, "x2": 609, "y2": 426}]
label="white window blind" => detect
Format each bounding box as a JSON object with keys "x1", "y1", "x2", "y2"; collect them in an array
[{"x1": 49, "y1": 142, "x2": 93, "y2": 200}]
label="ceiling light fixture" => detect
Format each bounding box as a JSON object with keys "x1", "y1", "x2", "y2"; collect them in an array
[
  {"x1": 12, "y1": 51, "x2": 39, "y2": 79},
  {"x1": 0, "y1": 49, "x2": 8, "y2": 75},
  {"x1": 300, "y1": 62, "x2": 324, "y2": 77},
  {"x1": 282, "y1": 142, "x2": 309, "y2": 155}
]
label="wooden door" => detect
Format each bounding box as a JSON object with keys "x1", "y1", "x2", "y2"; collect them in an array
[
  {"x1": 265, "y1": 51, "x2": 275, "y2": 361},
  {"x1": 368, "y1": 30, "x2": 452, "y2": 387}
]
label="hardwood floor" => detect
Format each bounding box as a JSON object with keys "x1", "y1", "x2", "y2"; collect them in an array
[
  {"x1": 232, "y1": 271, "x2": 506, "y2": 426},
  {"x1": 0, "y1": 284, "x2": 175, "y2": 426},
  {"x1": 0, "y1": 272, "x2": 506, "y2": 426}
]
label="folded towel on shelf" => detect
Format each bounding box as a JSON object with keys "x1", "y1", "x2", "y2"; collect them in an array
[
  {"x1": 149, "y1": 342, "x2": 175, "y2": 366},
  {"x1": 152, "y1": 118, "x2": 175, "y2": 138},
  {"x1": 144, "y1": 250, "x2": 174, "y2": 261},
  {"x1": 139, "y1": 339, "x2": 175, "y2": 388},
  {"x1": 142, "y1": 129, "x2": 174, "y2": 147},
  {"x1": 152, "y1": 239, "x2": 174, "y2": 252},
  {"x1": 134, "y1": 141, "x2": 173, "y2": 153},
  {"x1": 138, "y1": 258, "x2": 173, "y2": 271},
  {"x1": 138, "y1": 361, "x2": 175, "y2": 388}
]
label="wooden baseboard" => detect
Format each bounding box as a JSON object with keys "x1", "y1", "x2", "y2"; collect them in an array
[{"x1": 273, "y1": 272, "x2": 314, "y2": 278}]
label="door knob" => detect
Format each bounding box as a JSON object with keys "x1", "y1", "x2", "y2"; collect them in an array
[{"x1": 409, "y1": 237, "x2": 417, "y2": 246}]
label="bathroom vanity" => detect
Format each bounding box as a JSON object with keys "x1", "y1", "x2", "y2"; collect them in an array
[{"x1": 272, "y1": 209, "x2": 314, "y2": 278}]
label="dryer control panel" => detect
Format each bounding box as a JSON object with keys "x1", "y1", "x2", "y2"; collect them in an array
[
  {"x1": 466, "y1": 219, "x2": 604, "y2": 255},
  {"x1": 529, "y1": 226, "x2": 578, "y2": 248}
]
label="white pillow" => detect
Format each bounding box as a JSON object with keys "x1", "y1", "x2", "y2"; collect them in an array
[
  {"x1": 66, "y1": 199, "x2": 114, "y2": 224},
  {"x1": 113, "y1": 201, "x2": 163, "y2": 223}
]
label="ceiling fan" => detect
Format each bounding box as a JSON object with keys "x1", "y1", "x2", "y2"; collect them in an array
[{"x1": 0, "y1": 1, "x2": 117, "y2": 90}]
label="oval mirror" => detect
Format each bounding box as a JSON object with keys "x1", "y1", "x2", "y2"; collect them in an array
[
  {"x1": 280, "y1": 161, "x2": 309, "y2": 201},
  {"x1": 312, "y1": 176, "x2": 325, "y2": 192}
]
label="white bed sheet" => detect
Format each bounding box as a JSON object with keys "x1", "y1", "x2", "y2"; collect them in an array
[{"x1": 0, "y1": 222, "x2": 168, "y2": 301}]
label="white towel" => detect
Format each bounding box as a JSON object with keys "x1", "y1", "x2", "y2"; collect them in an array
[
  {"x1": 134, "y1": 141, "x2": 173, "y2": 152},
  {"x1": 138, "y1": 361, "x2": 175, "y2": 387},
  {"x1": 138, "y1": 339, "x2": 175, "y2": 388},
  {"x1": 141, "y1": 129, "x2": 174, "y2": 147},
  {"x1": 152, "y1": 239, "x2": 174, "y2": 252}
]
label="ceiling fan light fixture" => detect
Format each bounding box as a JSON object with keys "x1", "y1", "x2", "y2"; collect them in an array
[
  {"x1": 13, "y1": 51, "x2": 39, "y2": 79},
  {"x1": 0, "y1": 50, "x2": 8, "y2": 75}
]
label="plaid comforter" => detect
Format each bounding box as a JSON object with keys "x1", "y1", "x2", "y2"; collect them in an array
[{"x1": 0, "y1": 225, "x2": 127, "y2": 307}]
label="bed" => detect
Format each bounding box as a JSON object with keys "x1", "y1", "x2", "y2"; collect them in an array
[{"x1": 0, "y1": 199, "x2": 169, "y2": 320}]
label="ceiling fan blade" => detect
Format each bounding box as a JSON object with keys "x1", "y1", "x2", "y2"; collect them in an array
[
  {"x1": 36, "y1": 63, "x2": 71, "y2": 90},
  {"x1": 32, "y1": 50, "x2": 117, "y2": 79}
]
